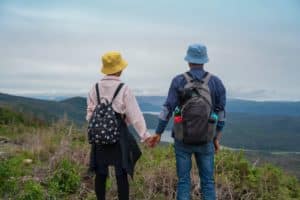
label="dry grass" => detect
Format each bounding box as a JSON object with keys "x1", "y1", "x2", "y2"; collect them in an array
[{"x1": 1, "y1": 121, "x2": 299, "y2": 200}]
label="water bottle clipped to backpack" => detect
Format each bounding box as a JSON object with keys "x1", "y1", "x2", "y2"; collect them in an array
[
  {"x1": 173, "y1": 106, "x2": 184, "y2": 141},
  {"x1": 207, "y1": 112, "x2": 218, "y2": 139}
]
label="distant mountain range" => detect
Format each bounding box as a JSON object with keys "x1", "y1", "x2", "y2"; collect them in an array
[
  {"x1": 17, "y1": 95, "x2": 300, "y2": 116},
  {"x1": 136, "y1": 96, "x2": 300, "y2": 116},
  {"x1": 1, "y1": 92, "x2": 300, "y2": 152}
]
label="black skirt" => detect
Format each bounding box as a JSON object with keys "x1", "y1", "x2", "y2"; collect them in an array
[
  {"x1": 95, "y1": 142, "x2": 122, "y2": 165},
  {"x1": 94, "y1": 142, "x2": 124, "y2": 175}
]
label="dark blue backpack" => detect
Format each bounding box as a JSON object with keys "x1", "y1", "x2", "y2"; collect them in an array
[{"x1": 87, "y1": 83, "x2": 124, "y2": 145}]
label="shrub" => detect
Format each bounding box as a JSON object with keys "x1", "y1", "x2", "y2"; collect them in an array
[
  {"x1": 215, "y1": 150, "x2": 300, "y2": 200},
  {"x1": 1, "y1": 119, "x2": 299, "y2": 200},
  {"x1": 0, "y1": 107, "x2": 45, "y2": 127},
  {"x1": 17, "y1": 180, "x2": 44, "y2": 200},
  {"x1": 47, "y1": 159, "x2": 81, "y2": 198},
  {"x1": 0, "y1": 153, "x2": 34, "y2": 198}
]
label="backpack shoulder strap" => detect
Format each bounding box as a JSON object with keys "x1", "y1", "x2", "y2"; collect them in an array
[
  {"x1": 112, "y1": 83, "x2": 124, "y2": 102},
  {"x1": 202, "y1": 72, "x2": 211, "y2": 85},
  {"x1": 95, "y1": 83, "x2": 100, "y2": 104},
  {"x1": 183, "y1": 72, "x2": 194, "y2": 83}
]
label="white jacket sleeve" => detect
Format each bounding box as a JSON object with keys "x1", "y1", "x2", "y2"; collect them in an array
[{"x1": 123, "y1": 87, "x2": 151, "y2": 142}]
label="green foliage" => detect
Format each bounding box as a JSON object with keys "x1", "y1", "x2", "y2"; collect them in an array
[
  {"x1": 0, "y1": 106, "x2": 26, "y2": 124},
  {"x1": 128, "y1": 145, "x2": 177, "y2": 199},
  {"x1": 85, "y1": 193, "x2": 97, "y2": 200},
  {"x1": 0, "y1": 153, "x2": 34, "y2": 198},
  {"x1": 47, "y1": 159, "x2": 81, "y2": 198},
  {"x1": 0, "y1": 106, "x2": 45, "y2": 127},
  {"x1": 215, "y1": 150, "x2": 300, "y2": 200},
  {"x1": 17, "y1": 180, "x2": 44, "y2": 200},
  {"x1": 244, "y1": 151, "x2": 300, "y2": 180}
]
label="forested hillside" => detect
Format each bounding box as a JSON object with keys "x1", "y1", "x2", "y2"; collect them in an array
[{"x1": 1, "y1": 93, "x2": 300, "y2": 151}]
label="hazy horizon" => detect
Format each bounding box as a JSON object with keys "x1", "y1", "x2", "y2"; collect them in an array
[{"x1": 2, "y1": 91, "x2": 300, "y2": 103}]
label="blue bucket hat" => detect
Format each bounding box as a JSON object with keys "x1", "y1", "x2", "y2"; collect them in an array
[{"x1": 184, "y1": 43, "x2": 209, "y2": 64}]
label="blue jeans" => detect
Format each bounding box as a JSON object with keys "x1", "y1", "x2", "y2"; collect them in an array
[{"x1": 174, "y1": 140, "x2": 216, "y2": 200}]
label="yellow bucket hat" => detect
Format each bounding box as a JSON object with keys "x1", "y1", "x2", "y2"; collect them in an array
[{"x1": 101, "y1": 51, "x2": 128, "y2": 75}]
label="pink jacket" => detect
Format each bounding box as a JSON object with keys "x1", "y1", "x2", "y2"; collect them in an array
[{"x1": 86, "y1": 75, "x2": 151, "y2": 142}]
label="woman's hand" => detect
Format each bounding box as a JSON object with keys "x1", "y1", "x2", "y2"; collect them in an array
[{"x1": 144, "y1": 134, "x2": 161, "y2": 148}]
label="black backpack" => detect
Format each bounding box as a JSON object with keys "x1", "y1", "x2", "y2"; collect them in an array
[
  {"x1": 87, "y1": 83, "x2": 124, "y2": 145},
  {"x1": 174, "y1": 72, "x2": 215, "y2": 145}
]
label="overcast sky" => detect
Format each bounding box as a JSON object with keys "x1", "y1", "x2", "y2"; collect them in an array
[{"x1": 0, "y1": 0, "x2": 300, "y2": 100}]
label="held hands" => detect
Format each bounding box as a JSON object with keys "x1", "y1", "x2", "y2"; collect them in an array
[{"x1": 144, "y1": 134, "x2": 161, "y2": 148}]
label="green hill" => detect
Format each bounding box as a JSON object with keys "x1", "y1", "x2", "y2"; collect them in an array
[
  {"x1": 223, "y1": 113, "x2": 300, "y2": 151},
  {"x1": 0, "y1": 93, "x2": 85, "y2": 124}
]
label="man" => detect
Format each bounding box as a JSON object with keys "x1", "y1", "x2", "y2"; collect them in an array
[{"x1": 152, "y1": 43, "x2": 226, "y2": 200}]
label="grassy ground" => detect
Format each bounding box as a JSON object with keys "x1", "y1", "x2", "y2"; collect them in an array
[
  {"x1": 244, "y1": 151, "x2": 300, "y2": 179},
  {"x1": 0, "y1": 118, "x2": 300, "y2": 199}
]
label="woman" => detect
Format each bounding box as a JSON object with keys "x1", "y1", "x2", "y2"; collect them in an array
[{"x1": 86, "y1": 51, "x2": 153, "y2": 200}]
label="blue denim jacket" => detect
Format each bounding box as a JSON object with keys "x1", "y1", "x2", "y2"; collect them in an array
[{"x1": 155, "y1": 67, "x2": 226, "y2": 134}]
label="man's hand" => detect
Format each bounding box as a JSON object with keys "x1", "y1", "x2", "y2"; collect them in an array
[
  {"x1": 144, "y1": 134, "x2": 161, "y2": 148},
  {"x1": 213, "y1": 138, "x2": 220, "y2": 154},
  {"x1": 144, "y1": 137, "x2": 154, "y2": 148},
  {"x1": 151, "y1": 134, "x2": 161, "y2": 147}
]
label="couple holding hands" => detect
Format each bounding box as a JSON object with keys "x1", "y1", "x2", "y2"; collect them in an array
[{"x1": 86, "y1": 43, "x2": 226, "y2": 200}]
